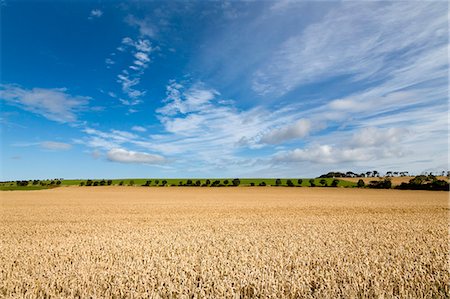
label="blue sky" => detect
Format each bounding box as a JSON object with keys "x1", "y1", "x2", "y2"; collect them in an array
[{"x1": 0, "y1": 1, "x2": 448, "y2": 180}]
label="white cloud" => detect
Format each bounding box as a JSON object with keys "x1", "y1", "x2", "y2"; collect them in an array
[
  {"x1": 40, "y1": 141, "x2": 72, "y2": 151},
  {"x1": 89, "y1": 9, "x2": 103, "y2": 19},
  {"x1": 0, "y1": 84, "x2": 90, "y2": 123},
  {"x1": 125, "y1": 15, "x2": 157, "y2": 38},
  {"x1": 131, "y1": 126, "x2": 147, "y2": 132},
  {"x1": 157, "y1": 82, "x2": 219, "y2": 116},
  {"x1": 275, "y1": 144, "x2": 406, "y2": 165},
  {"x1": 134, "y1": 52, "x2": 150, "y2": 63},
  {"x1": 350, "y1": 127, "x2": 409, "y2": 148},
  {"x1": 274, "y1": 126, "x2": 410, "y2": 164},
  {"x1": 107, "y1": 148, "x2": 165, "y2": 164},
  {"x1": 112, "y1": 37, "x2": 154, "y2": 107},
  {"x1": 105, "y1": 58, "x2": 115, "y2": 65},
  {"x1": 260, "y1": 119, "x2": 312, "y2": 144}
]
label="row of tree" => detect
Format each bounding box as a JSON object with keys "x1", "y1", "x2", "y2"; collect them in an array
[
  {"x1": 320, "y1": 170, "x2": 450, "y2": 178},
  {"x1": 396, "y1": 175, "x2": 449, "y2": 191},
  {"x1": 15, "y1": 180, "x2": 61, "y2": 186}
]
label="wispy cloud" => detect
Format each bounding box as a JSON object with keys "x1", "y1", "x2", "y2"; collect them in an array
[
  {"x1": 260, "y1": 119, "x2": 312, "y2": 144},
  {"x1": 274, "y1": 127, "x2": 410, "y2": 164},
  {"x1": 89, "y1": 9, "x2": 103, "y2": 19},
  {"x1": 131, "y1": 126, "x2": 147, "y2": 132},
  {"x1": 252, "y1": 2, "x2": 447, "y2": 97},
  {"x1": 125, "y1": 15, "x2": 157, "y2": 38},
  {"x1": 111, "y1": 37, "x2": 154, "y2": 107},
  {"x1": 0, "y1": 84, "x2": 90, "y2": 123},
  {"x1": 40, "y1": 141, "x2": 72, "y2": 151},
  {"x1": 107, "y1": 148, "x2": 165, "y2": 164}
]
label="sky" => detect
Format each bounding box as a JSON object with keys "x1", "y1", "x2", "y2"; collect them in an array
[{"x1": 0, "y1": 0, "x2": 448, "y2": 180}]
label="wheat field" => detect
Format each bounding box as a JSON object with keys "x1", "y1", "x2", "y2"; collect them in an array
[{"x1": 1, "y1": 187, "x2": 448, "y2": 298}]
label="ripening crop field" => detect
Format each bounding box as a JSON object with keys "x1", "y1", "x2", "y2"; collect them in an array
[{"x1": 1, "y1": 187, "x2": 448, "y2": 298}]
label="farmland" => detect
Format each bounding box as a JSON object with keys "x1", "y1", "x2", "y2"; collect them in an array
[{"x1": 1, "y1": 187, "x2": 448, "y2": 298}]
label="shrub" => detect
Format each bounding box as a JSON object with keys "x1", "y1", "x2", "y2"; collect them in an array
[
  {"x1": 259, "y1": 182, "x2": 266, "y2": 186},
  {"x1": 107, "y1": 180, "x2": 112, "y2": 186},
  {"x1": 319, "y1": 179, "x2": 328, "y2": 187},
  {"x1": 309, "y1": 179, "x2": 315, "y2": 187},
  {"x1": 286, "y1": 179, "x2": 294, "y2": 187},
  {"x1": 129, "y1": 180, "x2": 134, "y2": 186},
  {"x1": 357, "y1": 179, "x2": 365, "y2": 188},
  {"x1": 232, "y1": 178, "x2": 240, "y2": 186},
  {"x1": 79, "y1": 182, "x2": 85, "y2": 186},
  {"x1": 275, "y1": 179, "x2": 282, "y2": 186},
  {"x1": 297, "y1": 179, "x2": 303, "y2": 186},
  {"x1": 368, "y1": 178, "x2": 391, "y2": 189},
  {"x1": 331, "y1": 179, "x2": 339, "y2": 187},
  {"x1": 118, "y1": 181, "x2": 124, "y2": 186}
]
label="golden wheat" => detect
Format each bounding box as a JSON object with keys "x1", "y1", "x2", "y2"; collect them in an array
[{"x1": 0, "y1": 187, "x2": 448, "y2": 298}]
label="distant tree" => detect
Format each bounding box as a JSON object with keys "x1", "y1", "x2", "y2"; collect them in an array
[
  {"x1": 366, "y1": 171, "x2": 372, "y2": 178},
  {"x1": 186, "y1": 179, "x2": 192, "y2": 186},
  {"x1": 232, "y1": 178, "x2": 241, "y2": 186},
  {"x1": 56, "y1": 180, "x2": 62, "y2": 185},
  {"x1": 223, "y1": 180, "x2": 229, "y2": 185},
  {"x1": 309, "y1": 179, "x2": 316, "y2": 187},
  {"x1": 86, "y1": 180, "x2": 93, "y2": 186},
  {"x1": 386, "y1": 171, "x2": 393, "y2": 177},
  {"x1": 195, "y1": 180, "x2": 201, "y2": 186},
  {"x1": 107, "y1": 180, "x2": 112, "y2": 186},
  {"x1": 155, "y1": 179, "x2": 160, "y2": 186},
  {"x1": 331, "y1": 179, "x2": 339, "y2": 187},
  {"x1": 297, "y1": 179, "x2": 303, "y2": 186},
  {"x1": 275, "y1": 179, "x2": 282, "y2": 186},
  {"x1": 143, "y1": 180, "x2": 151, "y2": 186},
  {"x1": 205, "y1": 179, "x2": 211, "y2": 186},
  {"x1": 32, "y1": 180, "x2": 40, "y2": 185},
  {"x1": 319, "y1": 179, "x2": 328, "y2": 187},
  {"x1": 79, "y1": 182, "x2": 85, "y2": 186},
  {"x1": 286, "y1": 179, "x2": 294, "y2": 187},
  {"x1": 357, "y1": 179, "x2": 365, "y2": 188},
  {"x1": 162, "y1": 180, "x2": 168, "y2": 186},
  {"x1": 367, "y1": 178, "x2": 391, "y2": 189},
  {"x1": 93, "y1": 181, "x2": 99, "y2": 186},
  {"x1": 100, "y1": 180, "x2": 106, "y2": 186}
]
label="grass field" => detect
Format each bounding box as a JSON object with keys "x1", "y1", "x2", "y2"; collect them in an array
[
  {"x1": 1, "y1": 187, "x2": 447, "y2": 298},
  {"x1": 0, "y1": 177, "x2": 356, "y2": 189}
]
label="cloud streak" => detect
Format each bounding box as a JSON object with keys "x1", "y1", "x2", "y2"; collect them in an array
[{"x1": 0, "y1": 84, "x2": 90, "y2": 123}]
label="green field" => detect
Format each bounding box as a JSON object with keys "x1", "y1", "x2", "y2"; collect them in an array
[
  {"x1": 0, "y1": 185, "x2": 54, "y2": 191},
  {"x1": 0, "y1": 178, "x2": 356, "y2": 190}
]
